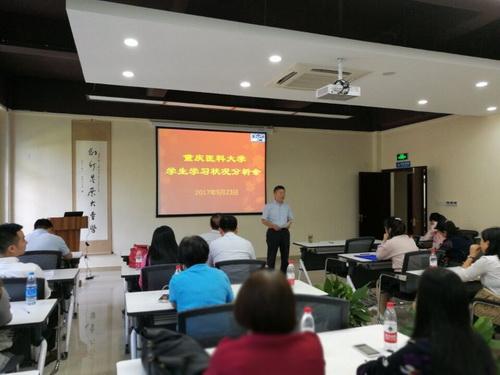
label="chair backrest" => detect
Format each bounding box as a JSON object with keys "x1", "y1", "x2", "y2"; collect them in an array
[
  {"x1": 214, "y1": 260, "x2": 266, "y2": 284},
  {"x1": 345, "y1": 237, "x2": 375, "y2": 253},
  {"x1": 19, "y1": 251, "x2": 62, "y2": 270},
  {"x1": 457, "y1": 229, "x2": 479, "y2": 240},
  {"x1": 141, "y1": 263, "x2": 177, "y2": 291},
  {"x1": 2, "y1": 277, "x2": 46, "y2": 301},
  {"x1": 294, "y1": 294, "x2": 349, "y2": 332},
  {"x1": 401, "y1": 250, "x2": 431, "y2": 274},
  {"x1": 417, "y1": 239, "x2": 433, "y2": 249},
  {"x1": 178, "y1": 303, "x2": 245, "y2": 348}
]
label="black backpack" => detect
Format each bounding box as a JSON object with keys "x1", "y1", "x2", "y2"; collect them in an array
[{"x1": 141, "y1": 328, "x2": 210, "y2": 375}]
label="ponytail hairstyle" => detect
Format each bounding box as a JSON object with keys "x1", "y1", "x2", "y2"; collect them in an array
[{"x1": 384, "y1": 217, "x2": 406, "y2": 239}]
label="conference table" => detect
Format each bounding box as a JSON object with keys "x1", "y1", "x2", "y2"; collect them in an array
[
  {"x1": 125, "y1": 280, "x2": 328, "y2": 359},
  {"x1": 294, "y1": 240, "x2": 382, "y2": 284},
  {"x1": 8, "y1": 299, "x2": 58, "y2": 375},
  {"x1": 116, "y1": 324, "x2": 409, "y2": 374},
  {"x1": 44, "y1": 268, "x2": 80, "y2": 359}
]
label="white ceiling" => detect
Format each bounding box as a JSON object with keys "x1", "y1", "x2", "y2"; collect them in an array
[{"x1": 67, "y1": 0, "x2": 500, "y2": 116}]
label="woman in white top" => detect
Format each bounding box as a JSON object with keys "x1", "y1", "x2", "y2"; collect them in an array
[{"x1": 455, "y1": 227, "x2": 500, "y2": 324}]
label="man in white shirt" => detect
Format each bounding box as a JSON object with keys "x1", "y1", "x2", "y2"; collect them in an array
[
  {"x1": 200, "y1": 214, "x2": 222, "y2": 244},
  {"x1": 208, "y1": 215, "x2": 256, "y2": 266},
  {"x1": 0, "y1": 223, "x2": 51, "y2": 298},
  {"x1": 26, "y1": 218, "x2": 72, "y2": 260}
]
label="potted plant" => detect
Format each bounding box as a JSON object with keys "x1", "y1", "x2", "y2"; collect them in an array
[{"x1": 316, "y1": 276, "x2": 371, "y2": 327}]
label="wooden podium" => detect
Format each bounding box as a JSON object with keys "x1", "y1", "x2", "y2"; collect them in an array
[{"x1": 50, "y1": 216, "x2": 88, "y2": 252}]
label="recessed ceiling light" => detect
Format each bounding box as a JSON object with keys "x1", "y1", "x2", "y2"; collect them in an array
[
  {"x1": 475, "y1": 81, "x2": 488, "y2": 88},
  {"x1": 240, "y1": 81, "x2": 251, "y2": 88},
  {"x1": 487, "y1": 106, "x2": 497, "y2": 112},
  {"x1": 418, "y1": 99, "x2": 428, "y2": 105},
  {"x1": 122, "y1": 70, "x2": 134, "y2": 78},
  {"x1": 269, "y1": 55, "x2": 282, "y2": 63},
  {"x1": 124, "y1": 38, "x2": 138, "y2": 47}
]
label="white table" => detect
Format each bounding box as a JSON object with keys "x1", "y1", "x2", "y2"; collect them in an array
[
  {"x1": 295, "y1": 240, "x2": 382, "y2": 284},
  {"x1": 338, "y1": 253, "x2": 392, "y2": 270},
  {"x1": 44, "y1": 268, "x2": 80, "y2": 283},
  {"x1": 117, "y1": 325, "x2": 409, "y2": 375},
  {"x1": 44, "y1": 268, "x2": 80, "y2": 359},
  {"x1": 406, "y1": 266, "x2": 469, "y2": 278},
  {"x1": 121, "y1": 264, "x2": 141, "y2": 278},
  {"x1": 125, "y1": 280, "x2": 327, "y2": 358},
  {"x1": 126, "y1": 280, "x2": 326, "y2": 316},
  {"x1": 8, "y1": 299, "x2": 58, "y2": 328}
]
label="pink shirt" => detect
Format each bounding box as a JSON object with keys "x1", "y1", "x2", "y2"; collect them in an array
[
  {"x1": 421, "y1": 223, "x2": 445, "y2": 249},
  {"x1": 376, "y1": 235, "x2": 419, "y2": 272}
]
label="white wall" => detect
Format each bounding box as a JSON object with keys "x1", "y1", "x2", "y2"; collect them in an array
[
  {"x1": 380, "y1": 114, "x2": 500, "y2": 232},
  {"x1": 11, "y1": 111, "x2": 374, "y2": 256}
]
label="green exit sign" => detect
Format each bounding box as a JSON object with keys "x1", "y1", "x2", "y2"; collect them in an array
[{"x1": 396, "y1": 153, "x2": 409, "y2": 161}]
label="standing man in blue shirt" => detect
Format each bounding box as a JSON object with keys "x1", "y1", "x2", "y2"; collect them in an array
[{"x1": 261, "y1": 185, "x2": 294, "y2": 273}]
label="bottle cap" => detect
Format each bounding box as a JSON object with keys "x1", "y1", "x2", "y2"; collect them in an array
[
  {"x1": 386, "y1": 301, "x2": 395, "y2": 308},
  {"x1": 288, "y1": 260, "x2": 295, "y2": 264},
  {"x1": 304, "y1": 306, "x2": 312, "y2": 313}
]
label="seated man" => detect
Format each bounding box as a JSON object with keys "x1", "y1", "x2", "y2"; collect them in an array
[
  {"x1": 0, "y1": 224, "x2": 56, "y2": 365},
  {"x1": 208, "y1": 215, "x2": 256, "y2": 266},
  {"x1": 0, "y1": 224, "x2": 51, "y2": 298},
  {"x1": 200, "y1": 214, "x2": 222, "y2": 244},
  {"x1": 26, "y1": 219, "x2": 72, "y2": 260}
]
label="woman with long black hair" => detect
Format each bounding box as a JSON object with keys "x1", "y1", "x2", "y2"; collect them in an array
[{"x1": 358, "y1": 268, "x2": 495, "y2": 374}]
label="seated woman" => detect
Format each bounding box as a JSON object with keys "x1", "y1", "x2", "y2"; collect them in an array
[
  {"x1": 455, "y1": 227, "x2": 500, "y2": 324},
  {"x1": 420, "y1": 212, "x2": 447, "y2": 249},
  {"x1": 436, "y1": 221, "x2": 472, "y2": 266},
  {"x1": 144, "y1": 226, "x2": 178, "y2": 266},
  {"x1": 139, "y1": 226, "x2": 178, "y2": 288},
  {"x1": 169, "y1": 236, "x2": 233, "y2": 313},
  {"x1": 205, "y1": 270, "x2": 324, "y2": 375},
  {"x1": 358, "y1": 268, "x2": 496, "y2": 375},
  {"x1": 376, "y1": 217, "x2": 419, "y2": 313},
  {"x1": 376, "y1": 217, "x2": 419, "y2": 272}
]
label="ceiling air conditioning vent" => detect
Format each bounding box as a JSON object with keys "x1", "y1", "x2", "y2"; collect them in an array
[{"x1": 272, "y1": 63, "x2": 370, "y2": 91}]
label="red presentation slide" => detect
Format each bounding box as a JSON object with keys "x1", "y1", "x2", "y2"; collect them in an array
[{"x1": 157, "y1": 128, "x2": 266, "y2": 216}]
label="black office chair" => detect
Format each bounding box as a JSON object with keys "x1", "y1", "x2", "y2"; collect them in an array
[
  {"x1": 376, "y1": 250, "x2": 431, "y2": 316},
  {"x1": 214, "y1": 260, "x2": 266, "y2": 284},
  {"x1": 458, "y1": 229, "x2": 479, "y2": 241},
  {"x1": 417, "y1": 239, "x2": 433, "y2": 249},
  {"x1": 19, "y1": 251, "x2": 62, "y2": 270},
  {"x1": 325, "y1": 237, "x2": 376, "y2": 278},
  {"x1": 2, "y1": 277, "x2": 46, "y2": 301},
  {"x1": 294, "y1": 294, "x2": 349, "y2": 332},
  {"x1": 141, "y1": 264, "x2": 177, "y2": 291},
  {"x1": 178, "y1": 304, "x2": 245, "y2": 348}
]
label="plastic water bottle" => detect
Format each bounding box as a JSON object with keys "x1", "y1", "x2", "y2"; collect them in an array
[
  {"x1": 286, "y1": 261, "x2": 296, "y2": 286},
  {"x1": 25, "y1": 272, "x2": 37, "y2": 306},
  {"x1": 175, "y1": 265, "x2": 182, "y2": 274},
  {"x1": 135, "y1": 249, "x2": 143, "y2": 269},
  {"x1": 429, "y1": 249, "x2": 438, "y2": 268},
  {"x1": 383, "y1": 301, "x2": 398, "y2": 351},
  {"x1": 300, "y1": 306, "x2": 315, "y2": 333}
]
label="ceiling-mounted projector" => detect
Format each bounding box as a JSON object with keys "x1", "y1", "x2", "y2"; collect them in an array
[{"x1": 316, "y1": 58, "x2": 361, "y2": 101}]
